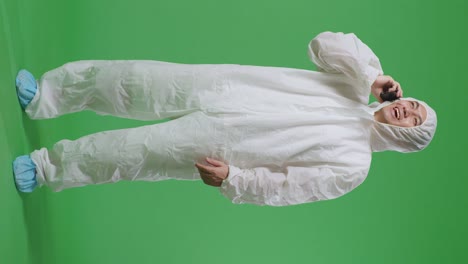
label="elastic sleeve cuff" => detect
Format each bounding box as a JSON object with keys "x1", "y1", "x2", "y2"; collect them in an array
[
  {"x1": 218, "y1": 165, "x2": 245, "y2": 204},
  {"x1": 365, "y1": 66, "x2": 383, "y2": 100},
  {"x1": 223, "y1": 165, "x2": 243, "y2": 184},
  {"x1": 366, "y1": 66, "x2": 384, "y2": 89},
  {"x1": 220, "y1": 165, "x2": 242, "y2": 192}
]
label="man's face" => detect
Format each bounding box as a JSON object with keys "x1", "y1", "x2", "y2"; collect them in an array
[{"x1": 374, "y1": 100, "x2": 427, "y2": 127}]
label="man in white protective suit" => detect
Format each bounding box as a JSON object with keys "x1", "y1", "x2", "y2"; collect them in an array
[{"x1": 13, "y1": 31, "x2": 437, "y2": 206}]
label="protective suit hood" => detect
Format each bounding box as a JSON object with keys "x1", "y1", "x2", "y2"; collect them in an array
[{"x1": 370, "y1": 97, "x2": 437, "y2": 153}]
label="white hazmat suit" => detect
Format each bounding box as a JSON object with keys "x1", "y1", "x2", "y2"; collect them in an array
[{"x1": 21, "y1": 32, "x2": 437, "y2": 206}]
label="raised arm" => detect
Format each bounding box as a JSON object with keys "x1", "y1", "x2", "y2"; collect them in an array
[{"x1": 308, "y1": 31, "x2": 383, "y2": 89}]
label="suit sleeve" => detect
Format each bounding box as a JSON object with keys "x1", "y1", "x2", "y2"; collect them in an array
[
  {"x1": 219, "y1": 165, "x2": 366, "y2": 206},
  {"x1": 308, "y1": 31, "x2": 383, "y2": 88}
]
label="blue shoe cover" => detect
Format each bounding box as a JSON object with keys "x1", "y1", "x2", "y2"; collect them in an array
[
  {"x1": 15, "y1": 69, "x2": 37, "y2": 109},
  {"x1": 13, "y1": 155, "x2": 38, "y2": 192}
]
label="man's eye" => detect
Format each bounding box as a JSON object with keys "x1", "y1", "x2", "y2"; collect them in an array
[
  {"x1": 412, "y1": 102, "x2": 415, "y2": 108},
  {"x1": 414, "y1": 118, "x2": 418, "y2": 126}
]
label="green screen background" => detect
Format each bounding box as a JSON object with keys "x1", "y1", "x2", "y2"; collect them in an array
[{"x1": 1, "y1": 0, "x2": 466, "y2": 263}]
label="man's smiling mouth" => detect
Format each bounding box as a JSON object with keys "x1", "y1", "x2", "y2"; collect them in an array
[{"x1": 394, "y1": 107, "x2": 400, "y2": 120}]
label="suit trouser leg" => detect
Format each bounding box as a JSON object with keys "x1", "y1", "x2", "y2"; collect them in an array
[
  {"x1": 25, "y1": 60, "x2": 220, "y2": 120},
  {"x1": 30, "y1": 111, "x2": 227, "y2": 192}
]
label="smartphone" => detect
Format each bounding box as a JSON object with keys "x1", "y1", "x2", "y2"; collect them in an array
[
  {"x1": 380, "y1": 83, "x2": 399, "y2": 101},
  {"x1": 380, "y1": 91, "x2": 398, "y2": 101}
]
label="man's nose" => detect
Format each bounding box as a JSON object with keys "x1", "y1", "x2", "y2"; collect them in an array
[{"x1": 404, "y1": 107, "x2": 415, "y2": 118}]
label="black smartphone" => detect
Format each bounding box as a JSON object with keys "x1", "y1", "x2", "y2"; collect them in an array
[
  {"x1": 380, "y1": 91, "x2": 398, "y2": 101},
  {"x1": 380, "y1": 83, "x2": 399, "y2": 101}
]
